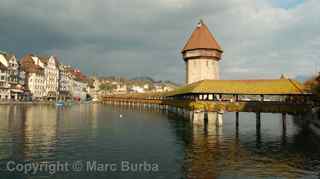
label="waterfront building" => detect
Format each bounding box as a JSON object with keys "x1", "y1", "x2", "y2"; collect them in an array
[
  {"x1": 182, "y1": 20, "x2": 223, "y2": 84},
  {"x1": 87, "y1": 76, "x2": 101, "y2": 101},
  {"x1": 0, "y1": 52, "x2": 23, "y2": 100},
  {"x1": 69, "y1": 69, "x2": 88, "y2": 100},
  {"x1": 58, "y1": 64, "x2": 73, "y2": 100},
  {"x1": 0, "y1": 57, "x2": 10, "y2": 100},
  {"x1": 130, "y1": 85, "x2": 144, "y2": 93},
  {"x1": 20, "y1": 54, "x2": 46, "y2": 99},
  {"x1": 17, "y1": 61, "x2": 26, "y2": 86},
  {"x1": 39, "y1": 56, "x2": 60, "y2": 100},
  {"x1": 72, "y1": 79, "x2": 87, "y2": 100},
  {"x1": 143, "y1": 84, "x2": 149, "y2": 90}
]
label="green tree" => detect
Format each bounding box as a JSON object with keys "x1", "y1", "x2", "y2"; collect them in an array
[{"x1": 99, "y1": 83, "x2": 115, "y2": 92}]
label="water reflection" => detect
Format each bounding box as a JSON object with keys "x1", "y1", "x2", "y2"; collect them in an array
[
  {"x1": 0, "y1": 105, "x2": 58, "y2": 160},
  {"x1": 169, "y1": 112, "x2": 320, "y2": 179},
  {"x1": 0, "y1": 105, "x2": 319, "y2": 179}
]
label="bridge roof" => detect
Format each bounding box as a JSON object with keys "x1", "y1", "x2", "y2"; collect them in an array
[{"x1": 167, "y1": 79, "x2": 307, "y2": 96}]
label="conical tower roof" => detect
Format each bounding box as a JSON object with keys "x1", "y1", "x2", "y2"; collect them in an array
[{"x1": 182, "y1": 20, "x2": 223, "y2": 53}]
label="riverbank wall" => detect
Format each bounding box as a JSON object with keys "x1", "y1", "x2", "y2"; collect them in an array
[{"x1": 0, "y1": 101, "x2": 55, "y2": 105}]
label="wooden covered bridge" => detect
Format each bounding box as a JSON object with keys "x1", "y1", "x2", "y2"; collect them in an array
[{"x1": 103, "y1": 78, "x2": 314, "y2": 114}]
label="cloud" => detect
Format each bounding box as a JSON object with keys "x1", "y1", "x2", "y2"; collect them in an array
[
  {"x1": 0, "y1": 0, "x2": 319, "y2": 83},
  {"x1": 269, "y1": 0, "x2": 305, "y2": 9}
]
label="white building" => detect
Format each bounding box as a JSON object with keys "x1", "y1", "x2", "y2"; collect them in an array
[
  {"x1": 0, "y1": 52, "x2": 22, "y2": 100},
  {"x1": 20, "y1": 54, "x2": 46, "y2": 99},
  {"x1": 68, "y1": 69, "x2": 88, "y2": 100},
  {"x1": 0, "y1": 60, "x2": 10, "y2": 100},
  {"x1": 130, "y1": 85, "x2": 144, "y2": 93},
  {"x1": 71, "y1": 79, "x2": 87, "y2": 100},
  {"x1": 86, "y1": 76, "x2": 101, "y2": 101},
  {"x1": 115, "y1": 84, "x2": 127, "y2": 93}
]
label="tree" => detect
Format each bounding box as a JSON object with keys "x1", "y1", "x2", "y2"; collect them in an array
[{"x1": 99, "y1": 83, "x2": 115, "y2": 92}]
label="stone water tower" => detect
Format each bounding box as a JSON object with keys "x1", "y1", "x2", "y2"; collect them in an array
[{"x1": 182, "y1": 20, "x2": 223, "y2": 84}]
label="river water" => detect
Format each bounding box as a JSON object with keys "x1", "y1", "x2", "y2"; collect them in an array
[{"x1": 0, "y1": 104, "x2": 319, "y2": 178}]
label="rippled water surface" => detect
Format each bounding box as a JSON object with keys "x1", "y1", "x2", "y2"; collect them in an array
[{"x1": 0, "y1": 104, "x2": 319, "y2": 178}]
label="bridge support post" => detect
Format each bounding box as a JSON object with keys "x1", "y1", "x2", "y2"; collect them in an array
[
  {"x1": 282, "y1": 113, "x2": 287, "y2": 132},
  {"x1": 256, "y1": 112, "x2": 262, "y2": 147},
  {"x1": 256, "y1": 112, "x2": 261, "y2": 131},
  {"x1": 236, "y1": 112, "x2": 239, "y2": 128}
]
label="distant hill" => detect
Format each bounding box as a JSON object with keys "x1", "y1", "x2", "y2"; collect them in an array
[
  {"x1": 96, "y1": 75, "x2": 180, "y2": 88},
  {"x1": 130, "y1": 76, "x2": 155, "y2": 82}
]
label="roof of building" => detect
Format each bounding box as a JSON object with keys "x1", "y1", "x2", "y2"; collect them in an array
[
  {"x1": 167, "y1": 79, "x2": 307, "y2": 96},
  {"x1": 3, "y1": 53, "x2": 15, "y2": 61},
  {"x1": 182, "y1": 20, "x2": 223, "y2": 53},
  {"x1": 0, "y1": 51, "x2": 16, "y2": 62},
  {"x1": 20, "y1": 54, "x2": 44, "y2": 75},
  {"x1": 38, "y1": 55, "x2": 60, "y2": 67},
  {"x1": 38, "y1": 56, "x2": 50, "y2": 65},
  {"x1": 0, "y1": 61, "x2": 7, "y2": 70},
  {"x1": 69, "y1": 68, "x2": 87, "y2": 82}
]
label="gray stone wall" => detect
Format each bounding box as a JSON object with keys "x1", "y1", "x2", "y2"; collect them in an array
[{"x1": 186, "y1": 59, "x2": 219, "y2": 84}]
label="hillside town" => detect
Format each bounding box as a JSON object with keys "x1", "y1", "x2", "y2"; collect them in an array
[{"x1": 0, "y1": 51, "x2": 177, "y2": 102}]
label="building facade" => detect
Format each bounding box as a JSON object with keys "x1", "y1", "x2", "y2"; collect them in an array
[
  {"x1": 20, "y1": 54, "x2": 46, "y2": 99},
  {"x1": 182, "y1": 20, "x2": 223, "y2": 84},
  {"x1": 40, "y1": 56, "x2": 59, "y2": 99},
  {"x1": 68, "y1": 69, "x2": 88, "y2": 100},
  {"x1": 0, "y1": 52, "x2": 22, "y2": 100},
  {"x1": 0, "y1": 59, "x2": 10, "y2": 100},
  {"x1": 58, "y1": 64, "x2": 73, "y2": 100}
]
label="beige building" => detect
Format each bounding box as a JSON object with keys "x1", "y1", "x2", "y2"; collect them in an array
[
  {"x1": 182, "y1": 20, "x2": 223, "y2": 84},
  {"x1": 20, "y1": 54, "x2": 60, "y2": 100},
  {"x1": 20, "y1": 54, "x2": 46, "y2": 99}
]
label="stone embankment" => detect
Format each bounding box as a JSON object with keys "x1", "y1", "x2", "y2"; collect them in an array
[{"x1": 0, "y1": 101, "x2": 55, "y2": 105}]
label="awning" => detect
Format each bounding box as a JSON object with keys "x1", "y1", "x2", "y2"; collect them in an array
[{"x1": 10, "y1": 89, "x2": 24, "y2": 93}]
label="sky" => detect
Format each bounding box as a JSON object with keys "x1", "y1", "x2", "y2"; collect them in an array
[{"x1": 0, "y1": 0, "x2": 319, "y2": 83}]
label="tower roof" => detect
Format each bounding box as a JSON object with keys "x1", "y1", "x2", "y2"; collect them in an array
[{"x1": 182, "y1": 20, "x2": 223, "y2": 53}]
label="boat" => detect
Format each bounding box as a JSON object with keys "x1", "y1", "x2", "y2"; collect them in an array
[
  {"x1": 55, "y1": 101, "x2": 65, "y2": 107},
  {"x1": 83, "y1": 100, "x2": 92, "y2": 104}
]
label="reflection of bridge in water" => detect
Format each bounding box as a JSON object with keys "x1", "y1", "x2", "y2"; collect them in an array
[{"x1": 106, "y1": 105, "x2": 320, "y2": 178}]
